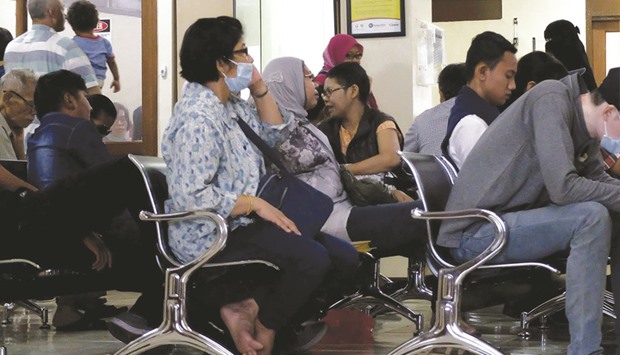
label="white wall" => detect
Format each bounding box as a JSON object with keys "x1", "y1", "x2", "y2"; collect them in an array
[
  {"x1": 259, "y1": 0, "x2": 334, "y2": 74},
  {"x1": 0, "y1": 0, "x2": 16, "y2": 37},
  {"x1": 352, "y1": 1, "x2": 434, "y2": 133},
  {"x1": 157, "y1": 0, "x2": 175, "y2": 154},
  {"x1": 435, "y1": 0, "x2": 586, "y2": 65}
]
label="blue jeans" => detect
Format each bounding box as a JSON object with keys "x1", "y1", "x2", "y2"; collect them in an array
[{"x1": 452, "y1": 202, "x2": 611, "y2": 355}]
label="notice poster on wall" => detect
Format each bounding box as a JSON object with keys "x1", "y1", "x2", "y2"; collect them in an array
[
  {"x1": 94, "y1": 19, "x2": 111, "y2": 42},
  {"x1": 347, "y1": 0, "x2": 405, "y2": 38}
]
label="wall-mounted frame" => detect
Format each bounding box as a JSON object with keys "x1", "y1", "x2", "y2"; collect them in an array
[{"x1": 347, "y1": 0, "x2": 405, "y2": 38}]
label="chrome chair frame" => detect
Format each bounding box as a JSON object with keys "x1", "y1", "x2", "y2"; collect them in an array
[
  {"x1": 1, "y1": 259, "x2": 50, "y2": 329},
  {"x1": 0, "y1": 160, "x2": 51, "y2": 329},
  {"x1": 327, "y1": 251, "x2": 424, "y2": 334},
  {"x1": 114, "y1": 155, "x2": 278, "y2": 355},
  {"x1": 518, "y1": 290, "x2": 616, "y2": 338},
  {"x1": 389, "y1": 153, "x2": 562, "y2": 355}
]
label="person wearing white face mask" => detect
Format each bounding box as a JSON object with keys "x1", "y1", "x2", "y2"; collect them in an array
[
  {"x1": 597, "y1": 68, "x2": 620, "y2": 156},
  {"x1": 159, "y1": 17, "x2": 358, "y2": 355}
]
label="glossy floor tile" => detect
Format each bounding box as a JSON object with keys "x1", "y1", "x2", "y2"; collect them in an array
[{"x1": 0, "y1": 291, "x2": 617, "y2": 354}]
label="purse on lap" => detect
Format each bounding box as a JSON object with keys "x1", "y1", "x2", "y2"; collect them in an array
[{"x1": 236, "y1": 118, "x2": 333, "y2": 237}]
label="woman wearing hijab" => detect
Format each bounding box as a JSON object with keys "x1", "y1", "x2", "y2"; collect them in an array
[
  {"x1": 544, "y1": 19, "x2": 597, "y2": 91},
  {"x1": 307, "y1": 34, "x2": 378, "y2": 124},
  {"x1": 263, "y1": 56, "x2": 424, "y2": 257}
]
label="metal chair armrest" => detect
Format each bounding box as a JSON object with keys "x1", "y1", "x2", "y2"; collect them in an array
[
  {"x1": 139, "y1": 209, "x2": 228, "y2": 275},
  {"x1": 0, "y1": 259, "x2": 42, "y2": 269},
  {"x1": 478, "y1": 262, "x2": 562, "y2": 274},
  {"x1": 412, "y1": 207, "x2": 507, "y2": 284}
]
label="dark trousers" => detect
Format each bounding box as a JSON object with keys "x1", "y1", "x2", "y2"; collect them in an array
[
  {"x1": 4, "y1": 156, "x2": 164, "y2": 326},
  {"x1": 347, "y1": 200, "x2": 428, "y2": 256},
  {"x1": 210, "y1": 220, "x2": 359, "y2": 331}
]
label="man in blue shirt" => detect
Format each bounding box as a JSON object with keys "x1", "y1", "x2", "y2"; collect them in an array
[{"x1": 28, "y1": 70, "x2": 110, "y2": 189}]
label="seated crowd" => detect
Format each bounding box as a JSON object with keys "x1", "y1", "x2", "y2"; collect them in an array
[{"x1": 1, "y1": 8, "x2": 620, "y2": 355}]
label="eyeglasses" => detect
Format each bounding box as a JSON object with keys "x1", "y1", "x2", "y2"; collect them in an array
[
  {"x1": 345, "y1": 52, "x2": 363, "y2": 60},
  {"x1": 232, "y1": 47, "x2": 249, "y2": 57},
  {"x1": 4, "y1": 90, "x2": 35, "y2": 111},
  {"x1": 321, "y1": 86, "x2": 346, "y2": 100},
  {"x1": 304, "y1": 72, "x2": 315, "y2": 81}
]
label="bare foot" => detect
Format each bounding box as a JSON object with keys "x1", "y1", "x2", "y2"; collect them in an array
[
  {"x1": 220, "y1": 299, "x2": 264, "y2": 354},
  {"x1": 255, "y1": 318, "x2": 276, "y2": 355}
]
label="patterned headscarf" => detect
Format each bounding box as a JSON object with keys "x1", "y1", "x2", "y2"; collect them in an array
[
  {"x1": 263, "y1": 56, "x2": 308, "y2": 119},
  {"x1": 315, "y1": 34, "x2": 363, "y2": 86}
]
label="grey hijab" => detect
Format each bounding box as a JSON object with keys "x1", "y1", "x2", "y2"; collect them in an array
[{"x1": 263, "y1": 57, "x2": 308, "y2": 119}]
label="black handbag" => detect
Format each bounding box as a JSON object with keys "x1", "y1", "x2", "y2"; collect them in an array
[{"x1": 236, "y1": 118, "x2": 333, "y2": 237}]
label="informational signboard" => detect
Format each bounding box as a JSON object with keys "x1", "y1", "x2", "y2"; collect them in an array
[
  {"x1": 347, "y1": 0, "x2": 405, "y2": 38},
  {"x1": 94, "y1": 19, "x2": 111, "y2": 42}
]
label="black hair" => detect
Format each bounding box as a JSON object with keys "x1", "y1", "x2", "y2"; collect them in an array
[
  {"x1": 0, "y1": 27, "x2": 13, "y2": 61},
  {"x1": 465, "y1": 31, "x2": 517, "y2": 82},
  {"x1": 179, "y1": 16, "x2": 244, "y2": 83},
  {"x1": 438, "y1": 63, "x2": 466, "y2": 101},
  {"x1": 544, "y1": 19, "x2": 597, "y2": 90},
  {"x1": 590, "y1": 89, "x2": 606, "y2": 106},
  {"x1": 326, "y1": 62, "x2": 370, "y2": 104},
  {"x1": 88, "y1": 94, "x2": 117, "y2": 120},
  {"x1": 34, "y1": 70, "x2": 87, "y2": 118},
  {"x1": 67, "y1": 0, "x2": 99, "y2": 33},
  {"x1": 510, "y1": 51, "x2": 568, "y2": 103}
]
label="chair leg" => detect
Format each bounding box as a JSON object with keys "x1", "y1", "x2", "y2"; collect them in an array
[
  {"x1": 390, "y1": 258, "x2": 433, "y2": 302},
  {"x1": 0, "y1": 345, "x2": 6, "y2": 355},
  {"x1": 16, "y1": 300, "x2": 49, "y2": 329},
  {"x1": 114, "y1": 269, "x2": 235, "y2": 355},
  {"x1": 1, "y1": 303, "x2": 14, "y2": 325},
  {"x1": 518, "y1": 292, "x2": 566, "y2": 338},
  {"x1": 389, "y1": 269, "x2": 502, "y2": 355},
  {"x1": 327, "y1": 256, "x2": 424, "y2": 334}
]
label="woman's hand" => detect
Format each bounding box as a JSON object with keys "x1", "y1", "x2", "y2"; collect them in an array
[
  {"x1": 248, "y1": 65, "x2": 266, "y2": 94},
  {"x1": 391, "y1": 189, "x2": 414, "y2": 203},
  {"x1": 82, "y1": 232, "x2": 113, "y2": 271},
  {"x1": 253, "y1": 197, "x2": 301, "y2": 236}
]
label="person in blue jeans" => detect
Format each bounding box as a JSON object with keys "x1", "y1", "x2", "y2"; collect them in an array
[{"x1": 439, "y1": 70, "x2": 620, "y2": 355}]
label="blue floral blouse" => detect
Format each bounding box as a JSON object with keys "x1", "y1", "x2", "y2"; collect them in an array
[{"x1": 161, "y1": 82, "x2": 292, "y2": 263}]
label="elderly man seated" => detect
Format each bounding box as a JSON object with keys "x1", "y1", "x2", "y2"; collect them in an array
[{"x1": 0, "y1": 69, "x2": 37, "y2": 160}]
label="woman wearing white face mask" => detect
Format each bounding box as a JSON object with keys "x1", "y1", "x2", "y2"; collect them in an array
[{"x1": 161, "y1": 17, "x2": 358, "y2": 355}]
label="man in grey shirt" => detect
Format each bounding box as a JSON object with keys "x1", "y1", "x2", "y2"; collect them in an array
[
  {"x1": 439, "y1": 71, "x2": 620, "y2": 354},
  {"x1": 403, "y1": 63, "x2": 466, "y2": 155}
]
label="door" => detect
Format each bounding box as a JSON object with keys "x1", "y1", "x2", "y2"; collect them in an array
[{"x1": 592, "y1": 18, "x2": 620, "y2": 84}]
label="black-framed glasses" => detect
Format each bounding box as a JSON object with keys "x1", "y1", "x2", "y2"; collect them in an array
[
  {"x1": 345, "y1": 52, "x2": 363, "y2": 60},
  {"x1": 232, "y1": 47, "x2": 249, "y2": 57},
  {"x1": 321, "y1": 86, "x2": 346, "y2": 100},
  {"x1": 4, "y1": 90, "x2": 35, "y2": 111}
]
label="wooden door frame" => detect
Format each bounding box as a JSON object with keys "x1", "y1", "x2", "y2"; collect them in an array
[
  {"x1": 591, "y1": 19, "x2": 620, "y2": 84},
  {"x1": 586, "y1": 0, "x2": 620, "y2": 84},
  {"x1": 16, "y1": 0, "x2": 158, "y2": 156}
]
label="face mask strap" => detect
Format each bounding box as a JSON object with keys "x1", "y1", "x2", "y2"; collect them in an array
[{"x1": 605, "y1": 121, "x2": 609, "y2": 137}]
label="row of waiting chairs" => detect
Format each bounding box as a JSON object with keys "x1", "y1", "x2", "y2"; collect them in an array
[{"x1": 1, "y1": 153, "x2": 615, "y2": 354}]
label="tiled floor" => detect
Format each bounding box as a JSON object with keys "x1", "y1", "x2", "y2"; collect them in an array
[{"x1": 0, "y1": 290, "x2": 617, "y2": 354}]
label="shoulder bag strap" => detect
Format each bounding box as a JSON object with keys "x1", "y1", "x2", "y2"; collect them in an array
[{"x1": 236, "y1": 117, "x2": 290, "y2": 174}]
